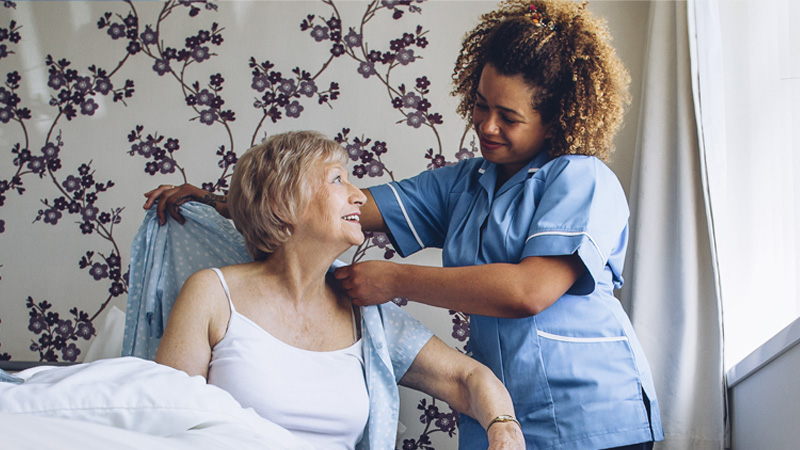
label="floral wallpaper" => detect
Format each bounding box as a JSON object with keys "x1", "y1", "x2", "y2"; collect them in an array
[
  {"x1": 0, "y1": 1, "x2": 644, "y2": 448},
  {"x1": 0, "y1": 0, "x2": 501, "y2": 448}
]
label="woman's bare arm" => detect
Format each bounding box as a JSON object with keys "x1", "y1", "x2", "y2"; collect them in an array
[{"x1": 400, "y1": 337, "x2": 524, "y2": 449}]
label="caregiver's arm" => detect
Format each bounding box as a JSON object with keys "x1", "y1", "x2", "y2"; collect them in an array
[
  {"x1": 400, "y1": 337, "x2": 524, "y2": 449},
  {"x1": 155, "y1": 269, "x2": 228, "y2": 378},
  {"x1": 335, "y1": 255, "x2": 585, "y2": 318}
]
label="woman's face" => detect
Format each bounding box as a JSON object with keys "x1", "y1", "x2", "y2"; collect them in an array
[
  {"x1": 298, "y1": 160, "x2": 366, "y2": 249},
  {"x1": 473, "y1": 63, "x2": 550, "y2": 181}
]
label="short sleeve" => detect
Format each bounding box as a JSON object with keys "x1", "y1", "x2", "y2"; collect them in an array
[
  {"x1": 376, "y1": 302, "x2": 434, "y2": 383},
  {"x1": 369, "y1": 161, "x2": 475, "y2": 258},
  {"x1": 522, "y1": 156, "x2": 629, "y2": 294}
]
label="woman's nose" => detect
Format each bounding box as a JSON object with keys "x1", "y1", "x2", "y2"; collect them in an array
[{"x1": 350, "y1": 184, "x2": 367, "y2": 205}]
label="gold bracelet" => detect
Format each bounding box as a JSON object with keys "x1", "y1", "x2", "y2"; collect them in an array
[{"x1": 487, "y1": 414, "x2": 521, "y2": 431}]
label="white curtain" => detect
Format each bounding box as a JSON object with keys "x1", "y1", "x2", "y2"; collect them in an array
[{"x1": 620, "y1": 1, "x2": 725, "y2": 449}]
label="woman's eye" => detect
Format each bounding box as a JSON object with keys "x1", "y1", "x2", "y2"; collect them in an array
[
  {"x1": 474, "y1": 102, "x2": 488, "y2": 110},
  {"x1": 333, "y1": 175, "x2": 342, "y2": 184},
  {"x1": 502, "y1": 116, "x2": 517, "y2": 124}
]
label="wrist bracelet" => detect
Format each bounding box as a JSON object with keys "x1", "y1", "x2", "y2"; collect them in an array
[{"x1": 487, "y1": 414, "x2": 521, "y2": 431}]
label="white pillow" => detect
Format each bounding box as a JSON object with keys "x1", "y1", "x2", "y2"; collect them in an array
[{"x1": 0, "y1": 357, "x2": 312, "y2": 450}]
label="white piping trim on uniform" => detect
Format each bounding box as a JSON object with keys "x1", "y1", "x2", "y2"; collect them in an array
[
  {"x1": 537, "y1": 330, "x2": 628, "y2": 343},
  {"x1": 525, "y1": 230, "x2": 604, "y2": 261},
  {"x1": 478, "y1": 167, "x2": 486, "y2": 174},
  {"x1": 387, "y1": 183, "x2": 425, "y2": 249},
  {"x1": 528, "y1": 167, "x2": 540, "y2": 174}
]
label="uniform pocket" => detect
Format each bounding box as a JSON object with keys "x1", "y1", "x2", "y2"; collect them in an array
[{"x1": 536, "y1": 330, "x2": 649, "y2": 437}]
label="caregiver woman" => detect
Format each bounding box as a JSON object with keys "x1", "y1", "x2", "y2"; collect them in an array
[{"x1": 146, "y1": 1, "x2": 663, "y2": 449}]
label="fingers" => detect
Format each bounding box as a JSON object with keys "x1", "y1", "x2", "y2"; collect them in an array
[{"x1": 142, "y1": 184, "x2": 175, "y2": 210}]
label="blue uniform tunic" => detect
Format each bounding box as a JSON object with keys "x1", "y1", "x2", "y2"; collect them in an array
[{"x1": 369, "y1": 152, "x2": 663, "y2": 450}]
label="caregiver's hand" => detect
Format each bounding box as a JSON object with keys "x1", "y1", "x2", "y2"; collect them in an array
[
  {"x1": 333, "y1": 260, "x2": 399, "y2": 306},
  {"x1": 143, "y1": 183, "x2": 228, "y2": 225}
]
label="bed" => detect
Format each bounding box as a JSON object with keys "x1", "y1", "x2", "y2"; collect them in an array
[{"x1": 0, "y1": 356, "x2": 313, "y2": 450}]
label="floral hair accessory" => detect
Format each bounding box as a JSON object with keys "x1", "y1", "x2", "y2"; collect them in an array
[{"x1": 526, "y1": 4, "x2": 557, "y2": 31}]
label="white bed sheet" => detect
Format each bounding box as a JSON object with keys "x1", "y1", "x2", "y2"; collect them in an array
[{"x1": 0, "y1": 357, "x2": 313, "y2": 450}]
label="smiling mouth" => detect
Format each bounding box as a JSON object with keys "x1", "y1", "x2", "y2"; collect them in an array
[
  {"x1": 479, "y1": 136, "x2": 505, "y2": 150},
  {"x1": 342, "y1": 214, "x2": 360, "y2": 223}
]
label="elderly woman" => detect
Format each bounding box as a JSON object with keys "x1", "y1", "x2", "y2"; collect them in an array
[{"x1": 153, "y1": 131, "x2": 524, "y2": 450}]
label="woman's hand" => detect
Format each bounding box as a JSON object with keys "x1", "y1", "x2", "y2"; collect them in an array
[
  {"x1": 143, "y1": 183, "x2": 229, "y2": 225},
  {"x1": 486, "y1": 420, "x2": 525, "y2": 450}
]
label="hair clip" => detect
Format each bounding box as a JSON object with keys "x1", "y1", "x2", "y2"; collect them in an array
[{"x1": 526, "y1": 4, "x2": 557, "y2": 31}]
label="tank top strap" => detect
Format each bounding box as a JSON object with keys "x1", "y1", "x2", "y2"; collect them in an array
[{"x1": 209, "y1": 267, "x2": 236, "y2": 314}]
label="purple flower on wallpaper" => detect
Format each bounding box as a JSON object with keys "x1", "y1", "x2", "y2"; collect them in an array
[
  {"x1": 251, "y1": 74, "x2": 270, "y2": 92},
  {"x1": 455, "y1": 146, "x2": 475, "y2": 161},
  {"x1": 145, "y1": 161, "x2": 158, "y2": 175},
  {"x1": 89, "y1": 262, "x2": 108, "y2": 280},
  {"x1": 310, "y1": 25, "x2": 329, "y2": 42},
  {"x1": 0, "y1": 86, "x2": 10, "y2": 104},
  {"x1": 165, "y1": 138, "x2": 179, "y2": 152},
  {"x1": 0, "y1": 219, "x2": 4, "y2": 234},
  {"x1": 210, "y1": 73, "x2": 224, "y2": 88},
  {"x1": 330, "y1": 43, "x2": 345, "y2": 57},
  {"x1": 94, "y1": 77, "x2": 113, "y2": 95},
  {"x1": 80, "y1": 221, "x2": 94, "y2": 235},
  {"x1": 452, "y1": 320, "x2": 469, "y2": 342},
  {"x1": 76, "y1": 321, "x2": 95, "y2": 340},
  {"x1": 277, "y1": 79, "x2": 296, "y2": 96},
  {"x1": 199, "y1": 108, "x2": 217, "y2": 125},
  {"x1": 74, "y1": 76, "x2": 92, "y2": 94},
  {"x1": 42, "y1": 207, "x2": 62, "y2": 225},
  {"x1": 428, "y1": 154, "x2": 446, "y2": 169},
  {"x1": 27, "y1": 156, "x2": 46, "y2": 175},
  {"x1": 345, "y1": 143, "x2": 363, "y2": 162},
  {"x1": 371, "y1": 141, "x2": 388, "y2": 155},
  {"x1": 107, "y1": 23, "x2": 125, "y2": 40},
  {"x1": 153, "y1": 59, "x2": 170, "y2": 76},
  {"x1": 47, "y1": 72, "x2": 67, "y2": 90},
  {"x1": 80, "y1": 99, "x2": 98, "y2": 116},
  {"x1": 396, "y1": 48, "x2": 416, "y2": 65},
  {"x1": 406, "y1": 110, "x2": 424, "y2": 128},
  {"x1": 372, "y1": 232, "x2": 390, "y2": 248},
  {"x1": 61, "y1": 343, "x2": 80, "y2": 362},
  {"x1": 416, "y1": 76, "x2": 431, "y2": 91},
  {"x1": 298, "y1": 80, "x2": 317, "y2": 97},
  {"x1": 0, "y1": 106, "x2": 12, "y2": 123},
  {"x1": 435, "y1": 411, "x2": 458, "y2": 431},
  {"x1": 285, "y1": 100, "x2": 303, "y2": 118},
  {"x1": 67, "y1": 201, "x2": 80, "y2": 214},
  {"x1": 159, "y1": 158, "x2": 177, "y2": 174},
  {"x1": 352, "y1": 165, "x2": 366, "y2": 179},
  {"x1": 81, "y1": 204, "x2": 99, "y2": 222},
  {"x1": 109, "y1": 281, "x2": 125, "y2": 297},
  {"x1": 191, "y1": 45, "x2": 211, "y2": 62},
  {"x1": 357, "y1": 61, "x2": 375, "y2": 79},
  {"x1": 54, "y1": 319, "x2": 74, "y2": 338},
  {"x1": 196, "y1": 89, "x2": 214, "y2": 106},
  {"x1": 140, "y1": 26, "x2": 158, "y2": 46},
  {"x1": 366, "y1": 160, "x2": 385, "y2": 177},
  {"x1": 136, "y1": 141, "x2": 155, "y2": 158},
  {"x1": 28, "y1": 315, "x2": 47, "y2": 334},
  {"x1": 344, "y1": 29, "x2": 362, "y2": 48},
  {"x1": 402, "y1": 92, "x2": 421, "y2": 109},
  {"x1": 126, "y1": 40, "x2": 141, "y2": 55},
  {"x1": 0, "y1": 44, "x2": 7, "y2": 59}
]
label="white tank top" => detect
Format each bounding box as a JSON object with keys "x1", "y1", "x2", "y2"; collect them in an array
[{"x1": 206, "y1": 268, "x2": 369, "y2": 450}]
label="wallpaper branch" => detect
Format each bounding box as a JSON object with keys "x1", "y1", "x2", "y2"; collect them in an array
[{"x1": 0, "y1": 0, "x2": 497, "y2": 448}]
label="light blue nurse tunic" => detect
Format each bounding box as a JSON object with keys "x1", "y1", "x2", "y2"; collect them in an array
[{"x1": 369, "y1": 151, "x2": 664, "y2": 450}]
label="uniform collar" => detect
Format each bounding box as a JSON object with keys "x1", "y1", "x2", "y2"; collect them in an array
[{"x1": 477, "y1": 150, "x2": 551, "y2": 196}]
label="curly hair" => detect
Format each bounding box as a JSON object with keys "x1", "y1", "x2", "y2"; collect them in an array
[
  {"x1": 452, "y1": 0, "x2": 631, "y2": 161},
  {"x1": 229, "y1": 130, "x2": 348, "y2": 261}
]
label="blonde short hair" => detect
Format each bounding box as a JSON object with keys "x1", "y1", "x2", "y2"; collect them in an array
[{"x1": 229, "y1": 130, "x2": 348, "y2": 260}]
